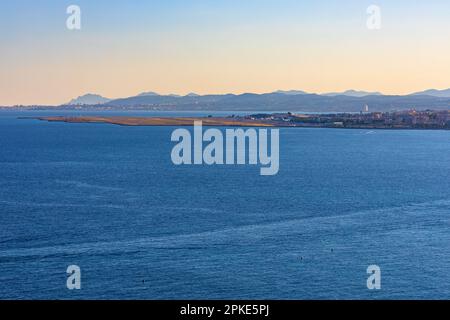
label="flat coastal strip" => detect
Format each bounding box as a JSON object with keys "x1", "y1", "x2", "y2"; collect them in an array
[{"x1": 32, "y1": 116, "x2": 278, "y2": 127}]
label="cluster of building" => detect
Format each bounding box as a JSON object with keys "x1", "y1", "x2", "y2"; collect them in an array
[{"x1": 243, "y1": 110, "x2": 450, "y2": 129}]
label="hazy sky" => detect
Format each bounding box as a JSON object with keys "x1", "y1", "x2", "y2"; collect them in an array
[{"x1": 1, "y1": 0, "x2": 450, "y2": 105}]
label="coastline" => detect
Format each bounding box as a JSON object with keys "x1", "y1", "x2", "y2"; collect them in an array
[
  {"x1": 27, "y1": 116, "x2": 278, "y2": 127},
  {"x1": 26, "y1": 111, "x2": 450, "y2": 130}
]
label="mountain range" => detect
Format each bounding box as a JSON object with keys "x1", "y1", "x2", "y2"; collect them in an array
[
  {"x1": 15, "y1": 88, "x2": 450, "y2": 112},
  {"x1": 410, "y1": 88, "x2": 450, "y2": 98},
  {"x1": 68, "y1": 89, "x2": 386, "y2": 105}
]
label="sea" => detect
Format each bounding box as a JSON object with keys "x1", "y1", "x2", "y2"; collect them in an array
[{"x1": 1, "y1": 110, "x2": 450, "y2": 299}]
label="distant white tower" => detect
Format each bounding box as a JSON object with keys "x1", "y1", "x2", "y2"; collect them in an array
[{"x1": 364, "y1": 105, "x2": 369, "y2": 113}]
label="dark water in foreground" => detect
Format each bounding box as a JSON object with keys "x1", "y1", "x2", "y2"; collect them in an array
[{"x1": 1, "y1": 111, "x2": 450, "y2": 299}]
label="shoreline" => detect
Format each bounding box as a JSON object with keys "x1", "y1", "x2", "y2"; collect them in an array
[
  {"x1": 26, "y1": 116, "x2": 278, "y2": 127},
  {"x1": 24, "y1": 112, "x2": 450, "y2": 130}
]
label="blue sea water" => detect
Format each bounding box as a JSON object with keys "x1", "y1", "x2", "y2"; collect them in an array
[{"x1": 1, "y1": 110, "x2": 450, "y2": 300}]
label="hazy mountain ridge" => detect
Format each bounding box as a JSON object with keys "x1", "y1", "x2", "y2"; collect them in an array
[
  {"x1": 64, "y1": 91, "x2": 450, "y2": 112},
  {"x1": 68, "y1": 94, "x2": 111, "y2": 105},
  {"x1": 66, "y1": 88, "x2": 450, "y2": 108},
  {"x1": 411, "y1": 88, "x2": 450, "y2": 98},
  {"x1": 323, "y1": 90, "x2": 383, "y2": 97},
  {"x1": 4, "y1": 89, "x2": 450, "y2": 112}
]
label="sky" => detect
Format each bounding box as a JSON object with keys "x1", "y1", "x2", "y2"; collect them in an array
[{"x1": 1, "y1": 0, "x2": 450, "y2": 105}]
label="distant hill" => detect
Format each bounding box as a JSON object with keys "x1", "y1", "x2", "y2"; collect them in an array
[
  {"x1": 139, "y1": 92, "x2": 182, "y2": 97},
  {"x1": 411, "y1": 88, "x2": 450, "y2": 98},
  {"x1": 323, "y1": 90, "x2": 382, "y2": 97},
  {"x1": 53, "y1": 89, "x2": 450, "y2": 112},
  {"x1": 137, "y1": 91, "x2": 160, "y2": 97},
  {"x1": 274, "y1": 90, "x2": 308, "y2": 95},
  {"x1": 101, "y1": 92, "x2": 450, "y2": 112},
  {"x1": 68, "y1": 94, "x2": 111, "y2": 105}
]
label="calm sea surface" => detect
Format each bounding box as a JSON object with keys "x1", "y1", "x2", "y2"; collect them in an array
[{"x1": 1, "y1": 110, "x2": 450, "y2": 299}]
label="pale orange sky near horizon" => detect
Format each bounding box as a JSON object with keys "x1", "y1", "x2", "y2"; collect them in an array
[{"x1": 1, "y1": 0, "x2": 450, "y2": 106}]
